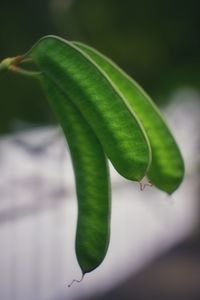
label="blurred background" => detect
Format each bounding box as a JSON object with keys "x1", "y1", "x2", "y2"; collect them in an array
[{"x1": 0, "y1": 0, "x2": 200, "y2": 299}]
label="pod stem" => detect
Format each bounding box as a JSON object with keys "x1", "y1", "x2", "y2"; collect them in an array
[
  {"x1": 0, "y1": 56, "x2": 23, "y2": 71},
  {"x1": 0, "y1": 55, "x2": 41, "y2": 79}
]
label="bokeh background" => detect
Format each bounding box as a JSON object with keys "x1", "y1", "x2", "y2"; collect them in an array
[
  {"x1": 0, "y1": 0, "x2": 200, "y2": 300},
  {"x1": 1, "y1": 0, "x2": 200, "y2": 134}
]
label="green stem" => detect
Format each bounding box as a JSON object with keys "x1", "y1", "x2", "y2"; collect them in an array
[
  {"x1": 0, "y1": 56, "x2": 22, "y2": 71},
  {"x1": 0, "y1": 56, "x2": 41, "y2": 79},
  {"x1": 9, "y1": 65, "x2": 42, "y2": 79}
]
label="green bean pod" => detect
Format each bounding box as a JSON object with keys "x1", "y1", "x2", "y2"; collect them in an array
[
  {"x1": 40, "y1": 76, "x2": 111, "y2": 275},
  {"x1": 74, "y1": 42, "x2": 184, "y2": 193},
  {"x1": 26, "y1": 35, "x2": 151, "y2": 182}
]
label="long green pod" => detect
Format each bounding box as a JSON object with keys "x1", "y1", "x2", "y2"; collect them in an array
[
  {"x1": 26, "y1": 35, "x2": 151, "y2": 182},
  {"x1": 40, "y1": 76, "x2": 111, "y2": 275},
  {"x1": 74, "y1": 42, "x2": 184, "y2": 193}
]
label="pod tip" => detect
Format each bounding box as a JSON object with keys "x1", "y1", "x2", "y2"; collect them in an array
[
  {"x1": 139, "y1": 177, "x2": 153, "y2": 191},
  {"x1": 68, "y1": 273, "x2": 85, "y2": 288}
]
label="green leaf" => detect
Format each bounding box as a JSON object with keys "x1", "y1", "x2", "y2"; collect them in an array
[
  {"x1": 74, "y1": 42, "x2": 184, "y2": 193},
  {"x1": 40, "y1": 76, "x2": 111, "y2": 275},
  {"x1": 26, "y1": 35, "x2": 151, "y2": 182}
]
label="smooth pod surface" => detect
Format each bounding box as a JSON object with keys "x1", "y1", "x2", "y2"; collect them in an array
[
  {"x1": 27, "y1": 35, "x2": 151, "y2": 182},
  {"x1": 74, "y1": 42, "x2": 185, "y2": 193},
  {"x1": 41, "y1": 76, "x2": 111, "y2": 274}
]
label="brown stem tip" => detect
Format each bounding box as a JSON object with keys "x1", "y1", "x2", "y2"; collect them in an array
[{"x1": 68, "y1": 274, "x2": 85, "y2": 288}]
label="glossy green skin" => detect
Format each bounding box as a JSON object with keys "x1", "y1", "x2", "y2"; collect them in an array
[
  {"x1": 28, "y1": 36, "x2": 151, "y2": 182},
  {"x1": 75, "y1": 42, "x2": 185, "y2": 194},
  {"x1": 41, "y1": 76, "x2": 111, "y2": 274}
]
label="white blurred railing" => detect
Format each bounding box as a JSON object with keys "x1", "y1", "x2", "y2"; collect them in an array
[{"x1": 0, "y1": 89, "x2": 200, "y2": 300}]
